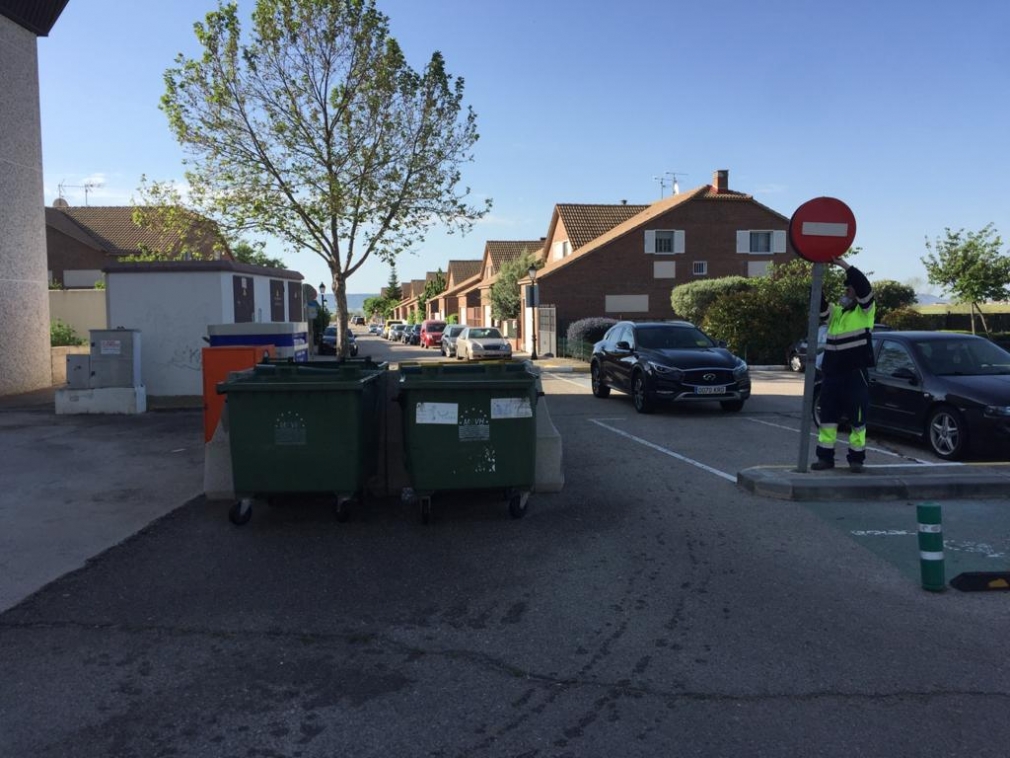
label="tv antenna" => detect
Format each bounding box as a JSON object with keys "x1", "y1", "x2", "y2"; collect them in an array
[
  {"x1": 58, "y1": 179, "x2": 104, "y2": 206},
  {"x1": 653, "y1": 171, "x2": 688, "y2": 198}
]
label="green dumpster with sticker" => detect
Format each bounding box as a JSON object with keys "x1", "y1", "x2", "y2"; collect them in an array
[
  {"x1": 217, "y1": 362, "x2": 385, "y2": 525},
  {"x1": 397, "y1": 361, "x2": 539, "y2": 523}
]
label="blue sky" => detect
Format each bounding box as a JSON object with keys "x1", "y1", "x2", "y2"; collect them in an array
[{"x1": 37, "y1": 0, "x2": 1010, "y2": 296}]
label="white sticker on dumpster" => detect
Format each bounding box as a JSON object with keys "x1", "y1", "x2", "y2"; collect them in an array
[
  {"x1": 415, "y1": 402, "x2": 458, "y2": 425},
  {"x1": 491, "y1": 397, "x2": 532, "y2": 419}
]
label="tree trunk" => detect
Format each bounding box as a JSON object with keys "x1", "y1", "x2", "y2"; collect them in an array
[
  {"x1": 973, "y1": 302, "x2": 991, "y2": 337},
  {"x1": 331, "y1": 268, "x2": 350, "y2": 358}
]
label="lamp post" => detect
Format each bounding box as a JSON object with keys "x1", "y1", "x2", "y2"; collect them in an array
[
  {"x1": 527, "y1": 266, "x2": 538, "y2": 361},
  {"x1": 317, "y1": 282, "x2": 326, "y2": 355}
]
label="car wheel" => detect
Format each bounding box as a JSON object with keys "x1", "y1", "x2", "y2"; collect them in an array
[
  {"x1": 789, "y1": 353, "x2": 803, "y2": 372},
  {"x1": 720, "y1": 399, "x2": 744, "y2": 412},
  {"x1": 590, "y1": 361, "x2": 610, "y2": 398},
  {"x1": 632, "y1": 371, "x2": 654, "y2": 414},
  {"x1": 926, "y1": 405, "x2": 968, "y2": 460}
]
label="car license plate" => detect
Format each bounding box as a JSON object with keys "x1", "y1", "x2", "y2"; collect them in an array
[{"x1": 696, "y1": 385, "x2": 725, "y2": 395}]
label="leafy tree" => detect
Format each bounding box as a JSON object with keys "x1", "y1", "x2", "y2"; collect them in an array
[
  {"x1": 363, "y1": 295, "x2": 393, "y2": 320},
  {"x1": 419, "y1": 269, "x2": 446, "y2": 317},
  {"x1": 129, "y1": 176, "x2": 226, "y2": 260},
  {"x1": 922, "y1": 224, "x2": 1010, "y2": 335},
  {"x1": 490, "y1": 250, "x2": 539, "y2": 321},
  {"x1": 160, "y1": 0, "x2": 490, "y2": 356},
  {"x1": 231, "y1": 240, "x2": 285, "y2": 268},
  {"x1": 871, "y1": 280, "x2": 917, "y2": 320}
]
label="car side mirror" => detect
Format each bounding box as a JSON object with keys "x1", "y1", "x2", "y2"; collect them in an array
[
  {"x1": 892, "y1": 367, "x2": 918, "y2": 384},
  {"x1": 615, "y1": 340, "x2": 632, "y2": 351}
]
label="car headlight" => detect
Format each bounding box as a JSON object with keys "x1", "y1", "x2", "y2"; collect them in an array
[
  {"x1": 647, "y1": 361, "x2": 683, "y2": 380},
  {"x1": 732, "y1": 359, "x2": 749, "y2": 378},
  {"x1": 984, "y1": 405, "x2": 1010, "y2": 417}
]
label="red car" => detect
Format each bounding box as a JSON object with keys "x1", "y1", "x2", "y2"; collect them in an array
[{"x1": 420, "y1": 320, "x2": 447, "y2": 349}]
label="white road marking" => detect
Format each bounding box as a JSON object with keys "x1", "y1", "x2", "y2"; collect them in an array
[
  {"x1": 545, "y1": 373, "x2": 590, "y2": 389},
  {"x1": 848, "y1": 532, "x2": 1006, "y2": 559},
  {"x1": 590, "y1": 419, "x2": 737, "y2": 483},
  {"x1": 745, "y1": 417, "x2": 937, "y2": 464}
]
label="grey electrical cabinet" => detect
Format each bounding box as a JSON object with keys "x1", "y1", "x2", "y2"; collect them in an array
[
  {"x1": 89, "y1": 329, "x2": 142, "y2": 388},
  {"x1": 66, "y1": 355, "x2": 91, "y2": 389}
]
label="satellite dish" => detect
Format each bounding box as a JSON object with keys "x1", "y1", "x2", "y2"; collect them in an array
[{"x1": 53, "y1": 197, "x2": 69, "y2": 208}]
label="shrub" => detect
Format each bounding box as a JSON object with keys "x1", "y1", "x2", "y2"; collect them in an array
[
  {"x1": 670, "y1": 277, "x2": 755, "y2": 324},
  {"x1": 566, "y1": 317, "x2": 618, "y2": 345},
  {"x1": 702, "y1": 291, "x2": 795, "y2": 364},
  {"x1": 446, "y1": 313, "x2": 458, "y2": 324},
  {"x1": 51, "y1": 319, "x2": 86, "y2": 347},
  {"x1": 883, "y1": 307, "x2": 930, "y2": 330}
]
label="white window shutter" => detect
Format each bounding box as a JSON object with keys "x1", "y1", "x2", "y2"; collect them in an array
[
  {"x1": 736, "y1": 231, "x2": 750, "y2": 254},
  {"x1": 674, "y1": 230, "x2": 685, "y2": 254},
  {"x1": 773, "y1": 230, "x2": 786, "y2": 253},
  {"x1": 644, "y1": 230, "x2": 656, "y2": 254}
]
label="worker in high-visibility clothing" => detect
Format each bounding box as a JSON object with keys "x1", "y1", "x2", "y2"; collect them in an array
[{"x1": 812, "y1": 258, "x2": 875, "y2": 472}]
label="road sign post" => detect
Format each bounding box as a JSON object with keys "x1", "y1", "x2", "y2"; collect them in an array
[{"x1": 789, "y1": 197, "x2": 857, "y2": 473}]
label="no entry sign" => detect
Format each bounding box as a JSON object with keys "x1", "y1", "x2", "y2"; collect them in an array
[{"x1": 789, "y1": 197, "x2": 856, "y2": 262}]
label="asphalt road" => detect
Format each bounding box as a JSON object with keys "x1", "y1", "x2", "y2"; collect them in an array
[{"x1": 2, "y1": 334, "x2": 1009, "y2": 757}]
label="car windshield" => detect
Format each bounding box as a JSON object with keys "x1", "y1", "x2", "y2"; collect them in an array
[
  {"x1": 446, "y1": 326, "x2": 464, "y2": 336},
  {"x1": 467, "y1": 328, "x2": 501, "y2": 340},
  {"x1": 427, "y1": 323, "x2": 446, "y2": 332},
  {"x1": 635, "y1": 325, "x2": 715, "y2": 350},
  {"x1": 324, "y1": 326, "x2": 336, "y2": 336},
  {"x1": 913, "y1": 337, "x2": 1010, "y2": 375}
]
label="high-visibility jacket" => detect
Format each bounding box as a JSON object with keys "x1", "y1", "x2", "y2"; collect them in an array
[{"x1": 819, "y1": 266, "x2": 875, "y2": 376}]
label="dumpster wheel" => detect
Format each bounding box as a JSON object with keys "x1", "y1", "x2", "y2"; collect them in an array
[
  {"x1": 419, "y1": 496, "x2": 433, "y2": 525},
  {"x1": 334, "y1": 496, "x2": 353, "y2": 523},
  {"x1": 229, "y1": 498, "x2": 254, "y2": 526},
  {"x1": 507, "y1": 490, "x2": 530, "y2": 520}
]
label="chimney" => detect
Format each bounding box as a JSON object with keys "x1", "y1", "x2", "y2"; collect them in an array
[{"x1": 713, "y1": 169, "x2": 729, "y2": 193}]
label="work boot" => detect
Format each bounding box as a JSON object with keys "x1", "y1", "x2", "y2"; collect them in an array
[
  {"x1": 810, "y1": 459, "x2": 835, "y2": 471},
  {"x1": 848, "y1": 461, "x2": 865, "y2": 473}
]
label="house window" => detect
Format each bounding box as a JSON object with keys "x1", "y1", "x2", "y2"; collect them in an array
[
  {"x1": 736, "y1": 230, "x2": 787, "y2": 254},
  {"x1": 653, "y1": 261, "x2": 676, "y2": 279},
  {"x1": 692, "y1": 261, "x2": 707, "y2": 276},
  {"x1": 552, "y1": 240, "x2": 571, "y2": 260},
  {"x1": 644, "y1": 229, "x2": 685, "y2": 254}
]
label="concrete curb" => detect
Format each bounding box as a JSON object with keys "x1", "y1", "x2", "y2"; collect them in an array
[{"x1": 737, "y1": 464, "x2": 1010, "y2": 501}]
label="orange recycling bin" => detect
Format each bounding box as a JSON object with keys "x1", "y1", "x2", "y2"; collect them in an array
[{"x1": 201, "y1": 345, "x2": 276, "y2": 442}]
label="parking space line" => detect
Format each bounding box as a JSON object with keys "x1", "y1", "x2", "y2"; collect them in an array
[
  {"x1": 590, "y1": 419, "x2": 737, "y2": 483},
  {"x1": 745, "y1": 417, "x2": 936, "y2": 464},
  {"x1": 544, "y1": 372, "x2": 589, "y2": 388}
]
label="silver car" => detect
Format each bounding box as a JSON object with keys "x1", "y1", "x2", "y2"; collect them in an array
[
  {"x1": 441, "y1": 324, "x2": 466, "y2": 357},
  {"x1": 456, "y1": 326, "x2": 513, "y2": 361}
]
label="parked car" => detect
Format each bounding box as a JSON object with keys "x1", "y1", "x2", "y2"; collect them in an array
[
  {"x1": 420, "y1": 320, "x2": 447, "y2": 349},
  {"x1": 382, "y1": 319, "x2": 404, "y2": 339},
  {"x1": 352, "y1": 316, "x2": 365, "y2": 326},
  {"x1": 368, "y1": 324, "x2": 383, "y2": 335},
  {"x1": 590, "y1": 320, "x2": 750, "y2": 414},
  {"x1": 441, "y1": 324, "x2": 466, "y2": 357},
  {"x1": 813, "y1": 331, "x2": 1010, "y2": 460},
  {"x1": 389, "y1": 324, "x2": 408, "y2": 342},
  {"x1": 456, "y1": 326, "x2": 513, "y2": 361},
  {"x1": 320, "y1": 326, "x2": 358, "y2": 356},
  {"x1": 406, "y1": 324, "x2": 422, "y2": 345}
]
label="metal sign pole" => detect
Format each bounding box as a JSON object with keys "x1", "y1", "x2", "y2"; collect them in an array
[{"x1": 796, "y1": 262, "x2": 825, "y2": 472}]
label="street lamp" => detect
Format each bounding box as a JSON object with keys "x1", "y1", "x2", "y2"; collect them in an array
[
  {"x1": 316, "y1": 282, "x2": 327, "y2": 355},
  {"x1": 527, "y1": 266, "x2": 538, "y2": 361}
]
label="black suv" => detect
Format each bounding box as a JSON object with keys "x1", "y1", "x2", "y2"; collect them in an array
[{"x1": 590, "y1": 320, "x2": 750, "y2": 413}]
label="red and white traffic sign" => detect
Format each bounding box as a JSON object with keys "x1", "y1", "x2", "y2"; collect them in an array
[{"x1": 789, "y1": 197, "x2": 856, "y2": 263}]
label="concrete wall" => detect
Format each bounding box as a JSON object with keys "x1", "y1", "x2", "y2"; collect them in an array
[
  {"x1": 0, "y1": 17, "x2": 50, "y2": 395},
  {"x1": 50, "y1": 289, "x2": 108, "y2": 337}
]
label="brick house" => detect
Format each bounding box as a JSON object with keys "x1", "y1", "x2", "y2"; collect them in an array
[
  {"x1": 468, "y1": 239, "x2": 545, "y2": 329},
  {"x1": 521, "y1": 170, "x2": 793, "y2": 355},
  {"x1": 46, "y1": 204, "x2": 226, "y2": 288},
  {"x1": 428, "y1": 259, "x2": 481, "y2": 320}
]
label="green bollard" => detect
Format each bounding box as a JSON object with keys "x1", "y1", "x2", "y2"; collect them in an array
[{"x1": 917, "y1": 502, "x2": 945, "y2": 592}]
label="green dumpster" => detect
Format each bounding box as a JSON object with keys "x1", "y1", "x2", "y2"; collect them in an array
[
  {"x1": 398, "y1": 361, "x2": 539, "y2": 522},
  {"x1": 217, "y1": 363, "x2": 385, "y2": 525}
]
